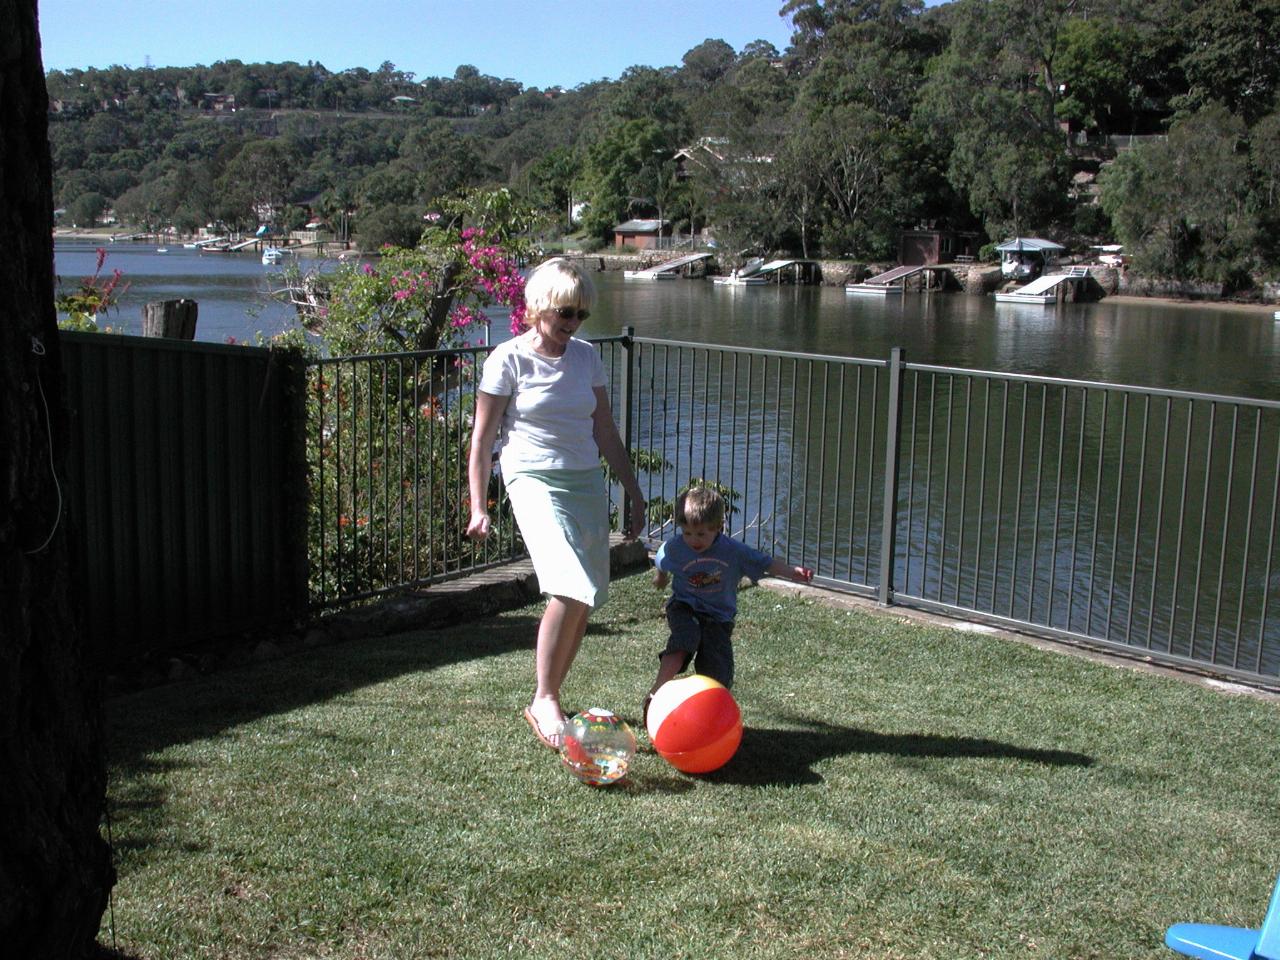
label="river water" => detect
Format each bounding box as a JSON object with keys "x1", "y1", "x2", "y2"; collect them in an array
[{"x1": 55, "y1": 240, "x2": 1280, "y2": 400}]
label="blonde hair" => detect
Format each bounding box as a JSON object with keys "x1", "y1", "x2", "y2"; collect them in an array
[
  {"x1": 676, "y1": 486, "x2": 725, "y2": 529},
  {"x1": 523, "y1": 258, "x2": 595, "y2": 314}
]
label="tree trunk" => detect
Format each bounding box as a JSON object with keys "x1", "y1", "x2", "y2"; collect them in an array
[
  {"x1": 419, "y1": 260, "x2": 463, "y2": 351},
  {"x1": 0, "y1": 1, "x2": 114, "y2": 956}
]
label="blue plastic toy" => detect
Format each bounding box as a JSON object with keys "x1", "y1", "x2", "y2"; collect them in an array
[{"x1": 1165, "y1": 873, "x2": 1280, "y2": 960}]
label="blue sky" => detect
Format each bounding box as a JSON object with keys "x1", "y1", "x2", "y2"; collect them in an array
[{"x1": 37, "y1": 0, "x2": 802, "y2": 90}]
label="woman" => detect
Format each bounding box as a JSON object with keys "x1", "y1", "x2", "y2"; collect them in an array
[{"x1": 466, "y1": 258, "x2": 646, "y2": 748}]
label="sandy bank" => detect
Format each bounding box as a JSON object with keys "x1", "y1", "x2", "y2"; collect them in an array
[{"x1": 1104, "y1": 294, "x2": 1279, "y2": 315}]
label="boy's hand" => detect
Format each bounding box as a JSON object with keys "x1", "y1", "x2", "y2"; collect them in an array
[
  {"x1": 793, "y1": 566, "x2": 814, "y2": 584},
  {"x1": 654, "y1": 569, "x2": 669, "y2": 590}
]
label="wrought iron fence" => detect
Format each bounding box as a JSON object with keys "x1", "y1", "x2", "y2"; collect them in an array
[
  {"x1": 306, "y1": 333, "x2": 1280, "y2": 686},
  {"x1": 625, "y1": 336, "x2": 1280, "y2": 685}
]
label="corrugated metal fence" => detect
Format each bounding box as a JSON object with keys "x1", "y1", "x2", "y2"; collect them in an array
[{"x1": 62, "y1": 333, "x2": 308, "y2": 661}]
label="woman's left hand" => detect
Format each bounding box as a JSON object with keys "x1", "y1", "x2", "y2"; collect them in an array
[{"x1": 624, "y1": 496, "x2": 647, "y2": 540}]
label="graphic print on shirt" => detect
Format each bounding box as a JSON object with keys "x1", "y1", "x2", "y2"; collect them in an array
[{"x1": 682, "y1": 558, "x2": 727, "y2": 593}]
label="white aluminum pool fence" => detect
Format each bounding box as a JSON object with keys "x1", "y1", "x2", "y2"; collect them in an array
[{"x1": 307, "y1": 333, "x2": 1280, "y2": 688}]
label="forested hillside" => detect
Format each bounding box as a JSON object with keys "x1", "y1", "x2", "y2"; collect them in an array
[{"x1": 47, "y1": 0, "x2": 1280, "y2": 287}]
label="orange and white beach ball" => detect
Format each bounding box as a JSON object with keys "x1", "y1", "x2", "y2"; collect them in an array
[{"x1": 646, "y1": 675, "x2": 742, "y2": 774}]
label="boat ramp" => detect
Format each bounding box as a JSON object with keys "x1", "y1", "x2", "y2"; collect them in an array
[
  {"x1": 624, "y1": 252, "x2": 714, "y2": 280},
  {"x1": 712, "y1": 258, "x2": 821, "y2": 286},
  {"x1": 846, "y1": 263, "x2": 956, "y2": 295},
  {"x1": 993, "y1": 266, "x2": 1097, "y2": 304}
]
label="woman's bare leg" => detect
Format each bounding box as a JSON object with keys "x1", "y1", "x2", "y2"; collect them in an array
[{"x1": 527, "y1": 595, "x2": 590, "y2": 738}]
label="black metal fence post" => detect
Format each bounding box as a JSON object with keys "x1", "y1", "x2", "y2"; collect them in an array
[
  {"x1": 878, "y1": 347, "x2": 906, "y2": 606},
  {"x1": 617, "y1": 326, "x2": 636, "y2": 532}
]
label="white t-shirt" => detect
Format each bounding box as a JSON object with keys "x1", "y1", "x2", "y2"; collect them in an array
[{"x1": 478, "y1": 332, "x2": 608, "y2": 473}]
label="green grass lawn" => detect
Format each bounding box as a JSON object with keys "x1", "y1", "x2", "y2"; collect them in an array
[{"x1": 101, "y1": 571, "x2": 1280, "y2": 959}]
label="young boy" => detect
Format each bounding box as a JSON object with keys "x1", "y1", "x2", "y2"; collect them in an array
[{"x1": 645, "y1": 486, "x2": 813, "y2": 721}]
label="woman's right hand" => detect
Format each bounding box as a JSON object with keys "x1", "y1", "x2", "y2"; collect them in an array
[{"x1": 466, "y1": 511, "x2": 491, "y2": 541}]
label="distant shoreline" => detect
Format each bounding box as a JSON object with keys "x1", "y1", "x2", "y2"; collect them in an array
[{"x1": 52, "y1": 232, "x2": 1279, "y2": 312}]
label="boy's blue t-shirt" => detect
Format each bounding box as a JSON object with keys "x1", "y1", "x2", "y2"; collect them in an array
[{"x1": 654, "y1": 532, "x2": 772, "y2": 622}]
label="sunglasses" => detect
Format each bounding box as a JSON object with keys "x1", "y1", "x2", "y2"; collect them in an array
[{"x1": 551, "y1": 306, "x2": 590, "y2": 321}]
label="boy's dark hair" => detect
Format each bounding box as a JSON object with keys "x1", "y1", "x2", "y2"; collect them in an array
[{"x1": 676, "y1": 486, "x2": 725, "y2": 529}]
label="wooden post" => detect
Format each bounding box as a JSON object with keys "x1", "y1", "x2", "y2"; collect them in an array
[{"x1": 142, "y1": 299, "x2": 198, "y2": 339}]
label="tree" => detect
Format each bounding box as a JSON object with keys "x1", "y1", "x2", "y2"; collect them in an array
[
  {"x1": 217, "y1": 139, "x2": 298, "y2": 226},
  {"x1": 580, "y1": 118, "x2": 672, "y2": 237},
  {"x1": 1054, "y1": 17, "x2": 1143, "y2": 135},
  {"x1": 1251, "y1": 109, "x2": 1280, "y2": 266},
  {"x1": 916, "y1": 0, "x2": 1078, "y2": 237},
  {"x1": 289, "y1": 188, "x2": 532, "y2": 355},
  {"x1": 680, "y1": 39, "x2": 737, "y2": 87},
  {"x1": 1175, "y1": 0, "x2": 1280, "y2": 125},
  {"x1": 65, "y1": 190, "x2": 106, "y2": 228},
  {"x1": 1100, "y1": 104, "x2": 1257, "y2": 285},
  {"x1": 785, "y1": 101, "x2": 901, "y2": 256},
  {"x1": 354, "y1": 203, "x2": 424, "y2": 249},
  {"x1": 1, "y1": 0, "x2": 114, "y2": 954},
  {"x1": 399, "y1": 120, "x2": 495, "y2": 205},
  {"x1": 1251, "y1": 109, "x2": 1280, "y2": 210},
  {"x1": 518, "y1": 146, "x2": 580, "y2": 229}
]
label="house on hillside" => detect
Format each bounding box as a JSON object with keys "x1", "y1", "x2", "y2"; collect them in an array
[
  {"x1": 674, "y1": 137, "x2": 729, "y2": 178},
  {"x1": 201, "y1": 93, "x2": 236, "y2": 112},
  {"x1": 613, "y1": 219, "x2": 672, "y2": 250},
  {"x1": 899, "y1": 228, "x2": 982, "y2": 265},
  {"x1": 673, "y1": 137, "x2": 774, "y2": 181}
]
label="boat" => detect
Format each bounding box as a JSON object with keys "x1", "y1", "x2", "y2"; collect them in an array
[
  {"x1": 262, "y1": 247, "x2": 285, "y2": 265},
  {"x1": 156, "y1": 247, "x2": 168, "y2": 254},
  {"x1": 712, "y1": 271, "x2": 769, "y2": 286},
  {"x1": 711, "y1": 257, "x2": 769, "y2": 285},
  {"x1": 996, "y1": 237, "x2": 1066, "y2": 280}
]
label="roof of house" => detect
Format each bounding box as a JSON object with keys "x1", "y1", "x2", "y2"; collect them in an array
[{"x1": 613, "y1": 219, "x2": 669, "y2": 233}]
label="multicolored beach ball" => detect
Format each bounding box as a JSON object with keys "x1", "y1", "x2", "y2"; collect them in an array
[{"x1": 645, "y1": 675, "x2": 742, "y2": 774}]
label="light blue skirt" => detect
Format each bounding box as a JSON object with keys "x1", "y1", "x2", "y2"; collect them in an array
[{"x1": 504, "y1": 468, "x2": 610, "y2": 608}]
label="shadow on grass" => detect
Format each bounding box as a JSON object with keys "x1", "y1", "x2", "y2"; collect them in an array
[
  {"x1": 106, "y1": 614, "x2": 543, "y2": 767},
  {"x1": 704, "y1": 718, "x2": 1095, "y2": 787}
]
